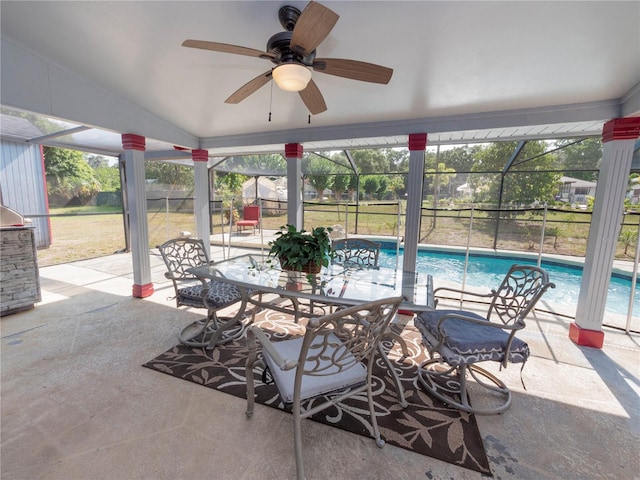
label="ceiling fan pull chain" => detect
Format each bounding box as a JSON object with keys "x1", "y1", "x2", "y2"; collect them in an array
[{"x1": 268, "y1": 80, "x2": 274, "y2": 122}]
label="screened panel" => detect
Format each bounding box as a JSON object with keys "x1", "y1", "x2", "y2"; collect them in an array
[
  {"x1": 341, "y1": 148, "x2": 410, "y2": 175},
  {"x1": 302, "y1": 151, "x2": 354, "y2": 175},
  {"x1": 145, "y1": 161, "x2": 196, "y2": 246},
  {"x1": 210, "y1": 154, "x2": 287, "y2": 176}
]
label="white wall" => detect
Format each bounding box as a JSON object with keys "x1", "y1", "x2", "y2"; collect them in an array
[{"x1": 0, "y1": 140, "x2": 50, "y2": 247}]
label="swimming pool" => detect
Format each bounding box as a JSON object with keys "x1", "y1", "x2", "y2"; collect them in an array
[{"x1": 376, "y1": 244, "x2": 639, "y2": 319}]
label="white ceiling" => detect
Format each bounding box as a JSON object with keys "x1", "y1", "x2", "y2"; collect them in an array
[{"x1": 1, "y1": 1, "x2": 639, "y2": 157}]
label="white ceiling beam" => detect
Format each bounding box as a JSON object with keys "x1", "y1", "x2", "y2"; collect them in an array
[{"x1": 200, "y1": 100, "x2": 619, "y2": 152}]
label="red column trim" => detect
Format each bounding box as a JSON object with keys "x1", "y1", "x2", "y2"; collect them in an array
[
  {"x1": 602, "y1": 117, "x2": 640, "y2": 143},
  {"x1": 408, "y1": 133, "x2": 428, "y2": 151},
  {"x1": 569, "y1": 322, "x2": 604, "y2": 349},
  {"x1": 122, "y1": 134, "x2": 146, "y2": 151},
  {"x1": 132, "y1": 283, "x2": 155, "y2": 298},
  {"x1": 285, "y1": 143, "x2": 304, "y2": 158},
  {"x1": 192, "y1": 149, "x2": 209, "y2": 162}
]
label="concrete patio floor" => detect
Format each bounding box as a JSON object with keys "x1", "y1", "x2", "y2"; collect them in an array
[{"x1": 1, "y1": 245, "x2": 639, "y2": 479}]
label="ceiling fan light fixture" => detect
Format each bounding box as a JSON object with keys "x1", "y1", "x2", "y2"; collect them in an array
[{"x1": 272, "y1": 63, "x2": 312, "y2": 92}]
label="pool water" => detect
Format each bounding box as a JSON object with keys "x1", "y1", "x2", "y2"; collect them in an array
[{"x1": 377, "y1": 247, "x2": 640, "y2": 318}]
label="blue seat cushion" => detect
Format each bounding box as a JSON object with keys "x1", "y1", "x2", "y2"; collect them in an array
[
  {"x1": 414, "y1": 310, "x2": 530, "y2": 366},
  {"x1": 177, "y1": 280, "x2": 246, "y2": 309}
]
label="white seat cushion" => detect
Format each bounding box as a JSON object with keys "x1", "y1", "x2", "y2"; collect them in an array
[{"x1": 262, "y1": 333, "x2": 367, "y2": 404}]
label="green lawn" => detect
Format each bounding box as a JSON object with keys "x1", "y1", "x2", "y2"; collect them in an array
[{"x1": 36, "y1": 204, "x2": 639, "y2": 266}]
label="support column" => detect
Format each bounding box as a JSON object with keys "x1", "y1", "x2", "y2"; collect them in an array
[
  {"x1": 572, "y1": 117, "x2": 640, "y2": 348},
  {"x1": 285, "y1": 143, "x2": 304, "y2": 229},
  {"x1": 122, "y1": 133, "x2": 154, "y2": 298},
  {"x1": 403, "y1": 133, "x2": 428, "y2": 276},
  {"x1": 192, "y1": 149, "x2": 211, "y2": 259}
]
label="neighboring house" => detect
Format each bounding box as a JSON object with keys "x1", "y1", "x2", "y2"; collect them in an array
[
  {"x1": 557, "y1": 176, "x2": 597, "y2": 206},
  {"x1": 455, "y1": 182, "x2": 473, "y2": 198},
  {"x1": 241, "y1": 176, "x2": 287, "y2": 214},
  {"x1": 0, "y1": 114, "x2": 51, "y2": 248}
]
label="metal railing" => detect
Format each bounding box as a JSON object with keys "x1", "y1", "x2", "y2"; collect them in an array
[
  {"x1": 304, "y1": 200, "x2": 639, "y2": 330},
  {"x1": 31, "y1": 196, "x2": 639, "y2": 331}
]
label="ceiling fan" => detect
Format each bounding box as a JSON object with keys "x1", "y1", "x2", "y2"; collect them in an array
[{"x1": 182, "y1": 1, "x2": 393, "y2": 115}]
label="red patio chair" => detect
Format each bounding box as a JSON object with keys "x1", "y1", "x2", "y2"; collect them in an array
[{"x1": 236, "y1": 205, "x2": 260, "y2": 234}]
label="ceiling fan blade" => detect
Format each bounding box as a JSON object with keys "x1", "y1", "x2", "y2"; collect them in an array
[
  {"x1": 225, "y1": 71, "x2": 273, "y2": 104},
  {"x1": 182, "y1": 39, "x2": 274, "y2": 60},
  {"x1": 290, "y1": 2, "x2": 339, "y2": 56},
  {"x1": 299, "y1": 79, "x2": 327, "y2": 115},
  {"x1": 313, "y1": 58, "x2": 393, "y2": 84}
]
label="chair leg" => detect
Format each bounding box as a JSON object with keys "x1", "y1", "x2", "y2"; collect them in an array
[
  {"x1": 417, "y1": 360, "x2": 513, "y2": 415},
  {"x1": 206, "y1": 309, "x2": 248, "y2": 349},
  {"x1": 377, "y1": 343, "x2": 408, "y2": 408},
  {"x1": 385, "y1": 330, "x2": 410, "y2": 358},
  {"x1": 293, "y1": 400, "x2": 306, "y2": 480},
  {"x1": 245, "y1": 330, "x2": 258, "y2": 418},
  {"x1": 178, "y1": 315, "x2": 217, "y2": 347},
  {"x1": 467, "y1": 364, "x2": 513, "y2": 413},
  {"x1": 367, "y1": 372, "x2": 386, "y2": 448}
]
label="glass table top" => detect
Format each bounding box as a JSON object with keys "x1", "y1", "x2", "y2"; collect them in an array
[{"x1": 189, "y1": 254, "x2": 433, "y2": 311}]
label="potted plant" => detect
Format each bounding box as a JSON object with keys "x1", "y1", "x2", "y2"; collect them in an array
[{"x1": 268, "y1": 224, "x2": 333, "y2": 274}]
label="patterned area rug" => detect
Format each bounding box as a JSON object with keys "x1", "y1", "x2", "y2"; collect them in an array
[{"x1": 143, "y1": 309, "x2": 491, "y2": 475}]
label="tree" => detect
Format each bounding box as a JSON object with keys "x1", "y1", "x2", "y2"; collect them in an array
[
  {"x1": 347, "y1": 174, "x2": 359, "y2": 200},
  {"x1": 93, "y1": 165, "x2": 120, "y2": 192},
  {"x1": 376, "y1": 176, "x2": 388, "y2": 200},
  {"x1": 619, "y1": 228, "x2": 638, "y2": 256},
  {"x1": 424, "y1": 161, "x2": 456, "y2": 228},
  {"x1": 86, "y1": 154, "x2": 114, "y2": 169},
  {"x1": 468, "y1": 141, "x2": 560, "y2": 205},
  {"x1": 44, "y1": 146, "x2": 100, "y2": 206},
  {"x1": 145, "y1": 161, "x2": 194, "y2": 187},
  {"x1": 351, "y1": 149, "x2": 389, "y2": 174},
  {"x1": 387, "y1": 174, "x2": 406, "y2": 198},
  {"x1": 332, "y1": 174, "x2": 349, "y2": 200},
  {"x1": 382, "y1": 148, "x2": 409, "y2": 172},
  {"x1": 86, "y1": 154, "x2": 120, "y2": 192},
  {"x1": 425, "y1": 162, "x2": 457, "y2": 204},
  {"x1": 304, "y1": 158, "x2": 335, "y2": 200},
  {"x1": 214, "y1": 172, "x2": 247, "y2": 199},
  {"x1": 438, "y1": 145, "x2": 482, "y2": 174},
  {"x1": 362, "y1": 176, "x2": 379, "y2": 199},
  {"x1": 554, "y1": 138, "x2": 601, "y2": 181}
]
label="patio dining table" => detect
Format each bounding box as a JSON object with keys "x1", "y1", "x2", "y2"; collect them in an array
[{"x1": 187, "y1": 253, "x2": 434, "y2": 406}]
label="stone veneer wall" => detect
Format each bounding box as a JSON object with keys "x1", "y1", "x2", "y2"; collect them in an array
[{"x1": 0, "y1": 227, "x2": 41, "y2": 315}]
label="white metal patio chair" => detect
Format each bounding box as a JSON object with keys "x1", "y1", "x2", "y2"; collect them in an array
[
  {"x1": 331, "y1": 237, "x2": 413, "y2": 404},
  {"x1": 331, "y1": 238, "x2": 381, "y2": 268},
  {"x1": 245, "y1": 296, "x2": 403, "y2": 480},
  {"x1": 158, "y1": 237, "x2": 252, "y2": 348},
  {"x1": 414, "y1": 264, "x2": 555, "y2": 414}
]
